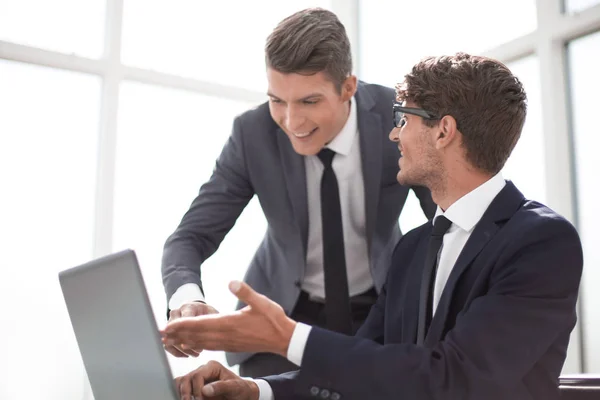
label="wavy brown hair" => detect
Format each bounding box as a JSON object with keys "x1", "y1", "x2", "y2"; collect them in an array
[
  {"x1": 265, "y1": 8, "x2": 352, "y2": 93},
  {"x1": 396, "y1": 53, "x2": 527, "y2": 174}
]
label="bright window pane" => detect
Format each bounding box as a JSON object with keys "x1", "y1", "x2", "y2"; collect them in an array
[
  {"x1": 0, "y1": 60, "x2": 100, "y2": 399},
  {"x1": 121, "y1": 1, "x2": 331, "y2": 91},
  {"x1": 113, "y1": 81, "x2": 265, "y2": 376},
  {"x1": 399, "y1": 191, "x2": 428, "y2": 233},
  {"x1": 0, "y1": 0, "x2": 105, "y2": 58},
  {"x1": 564, "y1": 0, "x2": 600, "y2": 13},
  {"x1": 359, "y1": 0, "x2": 537, "y2": 86},
  {"x1": 568, "y1": 30, "x2": 600, "y2": 373},
  {"x1": 503, "y1": 56, "x2": 546, "y2": 203}
]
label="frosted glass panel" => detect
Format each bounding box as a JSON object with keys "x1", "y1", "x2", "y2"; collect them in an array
[
  {"x1": 564, "y1": 0, "x2": 600, "y2": 13},
  {"x1": 113, "y1": 81, "x2": 264, "y2": 376},
  {"x1": 0, "y1": 59, "x2": 100, "y2": 399},
  {"x1": 359, "y1": 0, "x2": 536, "y2": 86},
  {"x1": 568, "y1": 30, "x2": 600, "y2": 372},
  {"x1": 503, "y1": 56, "x2": 546, "y2": 204},
  {"x1": 121, "y1": 0, "x2": 331, "y2": 91},
  {"x1": 0, "y1": 0, "x2": 105, "y2": 58}
]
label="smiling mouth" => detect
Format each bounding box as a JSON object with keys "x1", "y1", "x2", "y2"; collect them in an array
[{"x1": 292, "y1": 127, "x2": 318, "y2": 139}]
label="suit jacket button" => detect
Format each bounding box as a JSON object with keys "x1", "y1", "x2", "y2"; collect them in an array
[
  {"x1": 320, "y1": 389, "x2": 330, "y2": 399},
  {"x1": 310, "y1": 386, "x2": 320, "y2": 396},
  {"x1": 331, "y1": 392, "x2": 341, "y2": 400}
]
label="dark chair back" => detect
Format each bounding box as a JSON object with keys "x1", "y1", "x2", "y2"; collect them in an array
[{"x1": 560, "y1": 375, "x2": 600, "y2": 399}]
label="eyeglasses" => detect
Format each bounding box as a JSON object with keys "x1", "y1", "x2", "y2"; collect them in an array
[{"x1": 393, "y1": 104, "x2": 440, "y2": 128}]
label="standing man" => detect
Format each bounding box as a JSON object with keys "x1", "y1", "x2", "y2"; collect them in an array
[
  {"x1": 161, "y1": 8, "x2": 435, "y2": 377},
  {"x1": 162, "y1": 53, "x2": 584, "y2": 400}
]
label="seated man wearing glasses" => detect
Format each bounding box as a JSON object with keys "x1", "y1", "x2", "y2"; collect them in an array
[{"x1": 162, "y1": 53, "x2": 583, "y2": 400}]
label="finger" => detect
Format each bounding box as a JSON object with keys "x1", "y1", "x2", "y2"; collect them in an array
[
  {"x1": 177, "y1": 375, "x2": 193, "y2": 400},
  {"x1": 162, "y1": 319, "x2": 194, "y2": 342},
  {"x1": 163, "y1": 331, "x2": 204, "y2": 357},
  {"x1": 178, "y1": 343, "x2": 200, "y2": 357},
  {"x1": 229, "y1": 280, "x2": 270, "y2": 312},
  {"x1": 164, "y1": 344, "x2": 189, "y2": 358},
  {"x1": 202, "y1": 381, "x2": 239, "y2": 398},
  {"x1": 189, "y1": 361, "x2": 227, "y2": 397},
  {"x1": 174, "y1": 377, "x2": 181, "y2": 396},
  {"x1": 164, "y1": 314, "x2": 220, "y2": 337}
]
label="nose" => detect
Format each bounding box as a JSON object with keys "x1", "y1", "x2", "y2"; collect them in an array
[
  {"x1": 284, "y1": 106, "x2": 306, "y2": 131},
  {"x1": 389, "y1": 127, "x2": 400, "y2": 143}
]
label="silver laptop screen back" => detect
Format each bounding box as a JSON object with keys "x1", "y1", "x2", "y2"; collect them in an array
[{"x1": 59, "y1": 249, "x2": 178, "y2": 400}]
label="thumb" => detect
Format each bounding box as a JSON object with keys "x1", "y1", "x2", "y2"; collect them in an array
[
  {"x1": 229, "y1": 281, "x2": 269, "y2": 312},
  {"x1": 202, "y1": 380, "x2": 239, "y2": 397}
]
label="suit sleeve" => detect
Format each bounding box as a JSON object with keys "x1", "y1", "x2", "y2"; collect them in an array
[
  {"x1": 289, "y1": 218, "x2": 583, "y2": 400},
  {"x1": 161, "y1": 116, "x2": 254, "y2": 303},
  {"x1": 354, "y1": 283, "x2": 387, "y2": 344},
  {"x1": 411, "y1": 185, "x2": 436, "y2": 220}
]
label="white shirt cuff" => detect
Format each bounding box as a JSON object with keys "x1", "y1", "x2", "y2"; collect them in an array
[
  {"x1": 248, "y1": 379, "x2": 274, "y2": 400},
  {"x1": 286, "y1": 322, "x2": 312, "y2": 366},
  {"x1": 167, "y1": 283, "x2": 205, "y2": 310}
]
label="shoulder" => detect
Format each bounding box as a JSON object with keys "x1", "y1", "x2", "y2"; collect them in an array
[
  {"x1": 509, "y1": 200, "x2": 580, "y2": 243},
  {"x1": 489, "y1": 198, "x2": 583, "y2": 279},
  {"x1": 357, "y1": 81, "x2": 395, "y2": 101},
  {"x1": 392, "y1": 222, "x2": 431, "y2": 258},
  {"x1": 234, "y1": 101, "x2": 275, "y2": 128}
]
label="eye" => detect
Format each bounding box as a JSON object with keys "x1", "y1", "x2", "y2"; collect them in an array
[
  {"x1": 270, "y1": 98, "x2": 282, "y2": 104},
  {"x1": 399, "y1": 117, "x2": 407, "y2": 128},
  {"x1": 303, "y1": 99, "x2": 318, "y2": 105}
]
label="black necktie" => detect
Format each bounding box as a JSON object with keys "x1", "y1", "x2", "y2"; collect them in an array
[
  {"x1": 417, "y1": 215, "x2": 452, "y2": 345},
  {"x1": 318, "y1": 148, "x2": 352, "y2": 334}
]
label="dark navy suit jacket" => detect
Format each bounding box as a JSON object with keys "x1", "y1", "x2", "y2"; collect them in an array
[{"x1": 266, "y1": 182, "x2": 583, "y2": 400}]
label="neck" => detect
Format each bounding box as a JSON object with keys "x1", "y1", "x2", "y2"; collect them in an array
[
  {"x1": 430, "y1": 165, "x2": 494, "y2": 211},
  {"x1": 328, "y1": 99, "x2": 352, "y2": 145}
]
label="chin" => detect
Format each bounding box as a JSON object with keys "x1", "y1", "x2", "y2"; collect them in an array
[
  {"x1": 397, "y1": 171, "x2": 417, "y2": 187},
  {"x1": 291, "y1": 142, "x2": 320, "y2": 156}
]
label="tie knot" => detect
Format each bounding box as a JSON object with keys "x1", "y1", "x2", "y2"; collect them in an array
[
  {"x1": 317, "y1": 148, "x2": 336, "y2": 167},
  {"x1": 432, "y1": 215, "x2": 452, "y2": 237}
]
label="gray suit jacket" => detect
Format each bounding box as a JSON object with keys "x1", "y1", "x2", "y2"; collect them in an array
[{"x1": 161, "y1": 82, "x2": 436, "y2": 365}]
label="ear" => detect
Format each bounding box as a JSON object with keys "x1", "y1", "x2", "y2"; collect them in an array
[
  {"x1": 435, "y1": 115, "x2": 459, "y2": 149},
  {"x1": 341, "y1": 75, "x2": 358, "y2": 101}
]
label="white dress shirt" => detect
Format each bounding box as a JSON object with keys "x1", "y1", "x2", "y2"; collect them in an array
[
  {"x1": 302, "y1": 97, "x2": 372, "y2": 298},
  {"x1": 257, "y1": 174, "x2": 507, "y2": 400},
  {"x1": 169, "y1": 98, "x2": 372, "y2": 308},
  {"x1": 431, "y1": 173, "x2": 506, "y2": 314}
]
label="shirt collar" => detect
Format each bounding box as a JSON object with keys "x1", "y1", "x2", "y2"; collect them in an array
[
  {"x1": 325, "y1": 97, "x2": 357, "y2": 156},
  {"x1": 433, "y1": 173, "x2": 506, "y2": 232}
]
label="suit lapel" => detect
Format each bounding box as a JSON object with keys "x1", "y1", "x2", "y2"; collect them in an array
[
  {"x1": 402, "y1": 232, "x2": 431, "y2": 343},
  {"x1": 277, "y1": 129, "x2": 308, "y2": 256},
  {"x1": 425, "y1": 182, "x2": 525, "y2": 345},
  {"x1": 356, "y1": 84, "x2": 383, "y2": 251}
]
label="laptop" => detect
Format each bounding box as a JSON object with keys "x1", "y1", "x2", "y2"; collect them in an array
[{"x1": 59, "y1": 249, "x2": 179, "y2": 400}]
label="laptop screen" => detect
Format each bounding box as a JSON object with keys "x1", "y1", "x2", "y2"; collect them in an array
[{"x1": 59, "y1": 249, "x2": 179, "y2": 400}]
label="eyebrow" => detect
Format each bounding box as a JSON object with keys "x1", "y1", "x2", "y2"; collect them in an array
[{"x1": 267, "y1": 92, "x2": 323, "y2": 102}]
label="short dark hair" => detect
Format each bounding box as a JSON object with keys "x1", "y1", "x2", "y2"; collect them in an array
[
  {"x1": 265, "y1": 8, "x2": 352, "y2": 93},
  {"x1": 396, "y1": 53, "x2": 527, "y2": 174}
]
